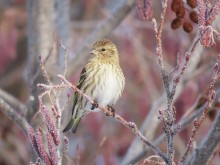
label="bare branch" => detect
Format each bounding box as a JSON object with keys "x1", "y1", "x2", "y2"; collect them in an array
[
  {"x1": 120, "y1": 38, "x2": 204, "y2": 165},
  {"x1": 187, "y1": 111, "x2": 220, "y2": 165},
  {"x1": 179, "y1": 62, "x2": 220, "y2": 164},
  {"x1": 121, "y1": 88, "x2": 220, "y2": 164},
  {"x1": 40, "y1": 74, "x2": 169, "y2": 162}
]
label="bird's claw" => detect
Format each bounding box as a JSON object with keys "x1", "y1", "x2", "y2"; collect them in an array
[
  {"x1": 91, "y1": 101, "x2": 98, "y2": 110},
  {"x1": 106, "y1": 105, "x2": 115, "y2": 117}
]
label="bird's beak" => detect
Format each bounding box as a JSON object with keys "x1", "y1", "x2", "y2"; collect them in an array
[{"x1": 89, "y1": 49, "x2": 98, "y2": 55}]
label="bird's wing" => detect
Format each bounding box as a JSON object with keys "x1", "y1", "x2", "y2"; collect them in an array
[{"x1": 72, "y1": 67, "x2": 87, "y2": 115}]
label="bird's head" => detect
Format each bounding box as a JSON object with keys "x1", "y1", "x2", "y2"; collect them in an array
[{"x1": 90, "y1": 39, "x2": 119, "y2": 60}]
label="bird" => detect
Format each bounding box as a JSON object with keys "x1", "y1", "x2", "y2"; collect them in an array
[{"x1": 63, "y1": 39, "x2": 125, "y2": 133}]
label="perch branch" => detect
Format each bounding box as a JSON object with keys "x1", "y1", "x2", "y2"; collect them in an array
[{"x1": 38, "y1": 74, "x2": 169, "y2": 163}]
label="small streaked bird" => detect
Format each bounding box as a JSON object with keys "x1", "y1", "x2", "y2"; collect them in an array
[{"x1": 63, "y1": 39, "x2": 125, "y2": 133}]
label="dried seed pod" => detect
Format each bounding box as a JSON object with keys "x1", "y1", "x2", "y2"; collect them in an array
[
  {"x1": 171, "y1": 0, "x2": 184, "y2": 12},
  {"x1": 187, "y1": 0, "x2": 197, "y2": 8},
  {"x1": 171, "y1": 18, "x2": 183, "y2": 29},
  {"x1": 28, "y1": 126, "x2": 40, "y2": 156},
  {"x1": 183, "y1": 22, "x2": 193, "y2": 33},
  {"x1": 35, "y1": 128, "x2": 51, "y2": 165},
  {"x1": 176, "y1": 7, "x2": 185, "y2": 18},
  {"x1": 189, "y1": 11, "x2": 198, "y2": 23},
  {"x1": 47, "y1": 133, "x2": 58, "y2": 165},
  {"x1": 41, "y1": 106, "x2": 60, "y2": 145}
]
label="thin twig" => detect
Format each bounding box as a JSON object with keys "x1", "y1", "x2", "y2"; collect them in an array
[
  {"x1": 39, "y1": 55, "x2": 52, "y2": 85},
  {"x1": 179, "y1": 63, "x2": 220, "y2": 164},
  {"x1": 187, "y1": 111, "x2": 220, "y2": 164},
  {"x1": 39, "y1": 74, "x2": 169, "y2": 163},
  {"x1": 120, "y1": 35, "x2": 204, "y2": 165}
]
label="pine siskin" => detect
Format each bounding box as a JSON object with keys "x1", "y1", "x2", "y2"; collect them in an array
[{"x1": 63, "y1": 39, "x2": 125, "y2": 133}]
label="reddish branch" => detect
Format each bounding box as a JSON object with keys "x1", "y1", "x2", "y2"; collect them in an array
[
  {"x1": 152, "y1": 0, "x2": 177, "y2": 164},
  {"x1": 38, "y1": 74, "x2": 168, "y2": 162},
  {"x1": 188, "y1": 111, "x2": 220, "y2": 164},
  {"x1": 151, "y1": 0, "x2": 220, "y2": 164},
  {"x1": 179, "y1": 63, "x2": 220, "y2": 164}
]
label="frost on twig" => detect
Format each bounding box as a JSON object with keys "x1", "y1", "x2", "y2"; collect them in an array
[
  {"x1": 150, "y1": 0, "x2": 220, "y2": 164},
  {"x1": 57, "y1": 75, "x2": 168, "y2": 162},
  {"x1": 26, "y1": 1, "x2": 220, "y2": 164},
  {"x1": 29, "y1": 39, "x2": 168, "y2": 164},
  {"x1": 179, "y1": 62, "x2": 220, "y2": 164},
  {"x1": 187, "y1": 111, "x2": 220, "y2": 164},
  {"x1": 28, "y1": 43, "x2": 70, "y2": 165},
  {"x1": 198, "y1": 0, "x2": 220, "y2": 47}
]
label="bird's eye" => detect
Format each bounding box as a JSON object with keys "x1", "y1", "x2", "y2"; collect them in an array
[{"x1": 101, "y1": 48, "x2": 105, "y2": 51}]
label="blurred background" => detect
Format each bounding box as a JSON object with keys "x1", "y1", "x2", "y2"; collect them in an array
[{"x1": 0, "y1": 0, "x2": 219, "y2": 164}]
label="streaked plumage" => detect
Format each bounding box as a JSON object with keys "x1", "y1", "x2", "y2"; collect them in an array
[{"x1": 63, "y1": 39, "x2": 125, "y2": 133}]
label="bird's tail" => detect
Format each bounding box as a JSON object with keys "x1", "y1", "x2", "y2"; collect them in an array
[{"x1": 62, "y1": 117, "x2": 81, "y2": 133}]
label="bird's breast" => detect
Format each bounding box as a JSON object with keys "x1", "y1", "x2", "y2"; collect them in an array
[
  {"x1": 97, "y1": 65, "x2": 121, "y2": 105},
  {"x1": 84, "y1": 64, "x2": 123, "y2": 112}
]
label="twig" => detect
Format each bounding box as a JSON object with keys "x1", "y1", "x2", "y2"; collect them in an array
[
  {"x1": 187, "y1": 111, "x2": 220, "y2": 164},
  {"x1": 39, "y1": 55, "x2": 52, "y2": 85},
  {"x1": 120, "y1": 35, "x2": 204, "y2": 165},
  {"x1": 29, "y1": 42, "x2": 70, "y2": 165},
  {"x1": 39, "y1": 74, "x2": 169, "y2": 163},
  {"x1": 153, "y1": 0, "x2": 168, "y2": 70},
  {"x1": 120, "y1": 93, "x2": 167, "y2": 165},
  {"x1": 153, "y1": 4, "x2": 201, "y2": 164},
  {"x1": 152, "y1": 1, "x2": 177, "y2": 164},
  {"x1": 119, "y1": 102, "x2": 207, "y2": 165},
  {"x1": 179, "y1": 62, "x2": 220, "y2": 164},
  {"x1": 32, "y1": 41, "x2": 57, "y2": 88},
  {"x1": 141, "y1": 155, "x2": 166, "y2": 165}
]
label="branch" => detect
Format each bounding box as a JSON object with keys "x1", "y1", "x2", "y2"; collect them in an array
[
  {"x1": 38, "y1": 75, "x2": 169, "y2": 163},
  {"x1": 187, "y1": 111, "x2": 220, "y2": 165},
  {"x1": 120, "y1": 39, "x2": 204, "y2": 165},
  {"x1": 152, "y1": 0, "x2": 200, "y2": 164},
  {"x1": 0, "y1": 97, "x2": 29, "y2": 134},
  {"x1": 121, "y1": 0, "x2": 220, "y2": 164},
  {"x1": 122, "y1": 97, "x2": 207, "y2": 165},
  {"x1": 67, "y1": 0, "x2": 136, "y2": 76},
  {"x1": 179, "y1": 62, "x2": 220, "y2": 164},
  {"x1": 120, "y1": 94, "x2": 166, "y2": 165},
  {"x1": 153, "y1": 14, "x2": 200, "y2": 165}
]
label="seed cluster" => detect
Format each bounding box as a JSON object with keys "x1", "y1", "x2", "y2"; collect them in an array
[{"x1": 171, "y1": 0, "x2": 198, "y2": 33}]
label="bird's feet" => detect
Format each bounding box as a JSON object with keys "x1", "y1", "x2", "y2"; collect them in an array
[
  {"x1": 91, "y1": 100, "x2": 98, "y2": 110},
  {"x1": 106, "y1": 105, "x2": 115, "y2": 117}
]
